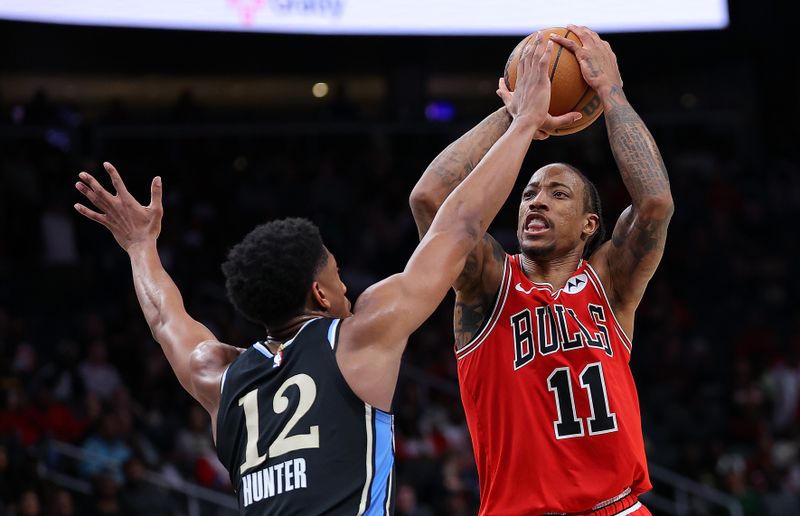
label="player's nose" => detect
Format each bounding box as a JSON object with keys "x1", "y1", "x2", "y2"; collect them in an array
[{"x1": 529, "y1": 191, "x2": 549, "y2": 209}]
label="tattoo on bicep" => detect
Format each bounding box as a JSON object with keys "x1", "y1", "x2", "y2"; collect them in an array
[
  {"x1": 462, "y1": 251, "x2": 480, "y2": 279},
  {"x1": 454, "y1": 288, "x2": 496, "y2": 349},
  {"x1": 612, "y1": 214, "x2": 668, "y2": 263},
  {"x1": 454, "y1": 238, "x2": 504, "y2": 348},
  {"x1": 454, "y1": 300, "x2": 488, "y2": 348},
  {"x1": 489, "y1": 238, "x2": 506, "y2": 264}
]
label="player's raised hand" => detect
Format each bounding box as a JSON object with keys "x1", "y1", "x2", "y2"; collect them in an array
[
  {"x1": 504, "y1": 32, "x2": 583, "y2": 137},
  {"x1": 503, "y1": 32, "x2": 552, "y2": 132},
  {"x1": 74, "y1": 162, "x2": 164, "y2": 252},
  {"x1": 550, "y1": 25, "x2": 622, "y2": 96},
  {"x1": 496, "y1": 77, "x2": 581, "y2": 140}
]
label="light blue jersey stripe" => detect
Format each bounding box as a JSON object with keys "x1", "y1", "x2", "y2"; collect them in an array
[{"x1": 365, "y1": 409, "x2": 394, "y2": 515}]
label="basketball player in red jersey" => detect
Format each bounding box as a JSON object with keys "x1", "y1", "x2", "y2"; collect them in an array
[{"x1": 410, "y1": 26, "x2": 673, "y2": 515}]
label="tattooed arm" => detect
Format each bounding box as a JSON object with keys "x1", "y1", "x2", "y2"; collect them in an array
[
  {"x1": 553, "y1": 26, "x2": 674, "y2": 330},
  {"x1": 408, "y1": 107, "x2": 512, "y2": 347},
  {"x1": 410, "y1": 107, "x2": 513, "y2": 239},
  {"x1": 410, "y1": 78, "x2": 582, "y2": 347}
]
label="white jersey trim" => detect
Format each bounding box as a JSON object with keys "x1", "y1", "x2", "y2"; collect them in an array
[
  {"x1": 593, "y1": 487, "x2": 632, "y2": 510},
  {"x1": 253, "y1": 342, "x2": 273, "y2": 358},
  {"x1": 511, "y1": 255, "x2": 586, "y2": 301},
  {"x1": 455, "y1": 255, "x2": 511, "y2": 360},
  {"x1": 584, "y1": 263, "x2": 633, "y2": 354},
  {"x1": 357, "y1": 404, "x2": 374, "y2": 515},
  {"x1": 617, "y1": 502, "x2": 642, "y2": 516},
  {"x1": 327, "y1": 318, "x2": 341, "y2": 350},
  {"x1": 282, "y1": 317, "x2": 323, "y2": 350},
  {"x1": 219, "y1": 365, "x2": 230, "y2": 395}
]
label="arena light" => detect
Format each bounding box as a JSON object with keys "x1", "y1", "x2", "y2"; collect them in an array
[{"x1": 0, "y1": 0, "x2": 728, "y2": 35}]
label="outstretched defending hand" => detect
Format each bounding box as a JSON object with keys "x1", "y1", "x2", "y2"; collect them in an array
[
  {"x1": 549, "y1": 25, "x2": 623, "y2": 97},
  {"x1": 74, "y1": 162, "x2": 163, "y2": 252}
]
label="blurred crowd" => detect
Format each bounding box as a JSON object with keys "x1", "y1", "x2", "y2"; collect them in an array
[{"x1": 1, "y1": 86, "x2": 800, "y2": 516}]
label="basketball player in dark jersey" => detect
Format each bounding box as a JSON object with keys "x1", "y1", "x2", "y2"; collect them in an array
[
  {"x1": 73, "y1": 35, "x2": 577, "y2": 515},
  {"x1": 410, "y1": 26, "x2": 674, "y2": 514}
]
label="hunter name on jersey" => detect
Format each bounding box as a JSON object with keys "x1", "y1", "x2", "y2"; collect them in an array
[
  {"x1": 241, "y1": 458, "x2": 308, "y2": 508},
  {"x1": 216, "y1": 318, "x2": 396, "y2": 515}
]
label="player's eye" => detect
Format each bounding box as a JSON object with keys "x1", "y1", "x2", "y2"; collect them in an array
[{"x1": 553, "y1": 191, "x2": 568, "y2": 198}]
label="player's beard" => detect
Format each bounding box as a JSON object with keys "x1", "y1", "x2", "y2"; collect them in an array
[{"x1": 519, "y1": 239, "x2": 557, "y2": 260}]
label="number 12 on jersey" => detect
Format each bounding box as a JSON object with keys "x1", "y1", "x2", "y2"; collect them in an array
[
  {"x1": 238, "y1": 373, "x2": 320, "y2": 474},
  {"x1": 547, "y1": 362, "x2": 618, "y2": 439}
]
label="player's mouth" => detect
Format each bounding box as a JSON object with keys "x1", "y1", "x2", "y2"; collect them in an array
[{"x1": 523, "y1": 213, "x2": 550, "y2": 236}]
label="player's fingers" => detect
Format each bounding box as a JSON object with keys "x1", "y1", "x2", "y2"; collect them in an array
[
  {"x1": 533, "y1": 130, "x2": 550, "y2": 141},
  {"x1": 549, "y1": 34, "x2": 580, "y2": 53},
  {"x1": 576, "y1": 25, "x2": 601, "y2": 45},
  {"x1": 549, "y1": 111, "x2": 583, "y2": 127},
  {"x1": 149, "y1": 176, "x2": 163, "y2": 210},
  {"x1": 78, "y1": 172, "x2": 114, "y2": 206},
  {"x1": 566, "y1": 24, "x2": 590, "y2": 45},
  {"x1": 73, "y1": 202, "x2": 108, "y2": 226},
  {"x1": 523, "y1": 32, "x2": 542, "y2": 65},
  {"x1": 537, "y1": 41, "x2": 555, "y2": 76},
  {"x1": 531, "y1": 31, "x2": 545, "y2": 57},
  {"x1": 103, "y1": 162, "x2": 129, "y2": 195},
  {"x1": 76, "y1": 177, "x2": 111, "y2": 210},
  {"x1": 497, "y1": 78, "x2": 514, "y2": 103}
]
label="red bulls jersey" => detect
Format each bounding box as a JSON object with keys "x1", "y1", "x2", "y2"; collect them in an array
[{"x1": 456, "y1": 254, "x2": 651, "y2": 515}]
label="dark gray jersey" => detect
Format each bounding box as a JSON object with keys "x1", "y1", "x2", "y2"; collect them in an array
[{"x1": 216, "y1": 318, "x2": 395, "y2": 515}]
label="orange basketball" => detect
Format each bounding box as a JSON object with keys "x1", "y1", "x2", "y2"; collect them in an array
[{"x1": 503, "y1": 28, "x2": 603, "y2": 136}]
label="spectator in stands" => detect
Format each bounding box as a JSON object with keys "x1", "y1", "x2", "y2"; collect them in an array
[
  {"x1": 79, "y1": 411, "x2": 131, "y2": 483},
  {"x1": 79, "y1": 340, "x2": 122, "y2": 402}
]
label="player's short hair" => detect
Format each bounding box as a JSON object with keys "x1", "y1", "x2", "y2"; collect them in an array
[
  {"x1": 222, "y1": 217, "x2": 328, "y2": 327},
  {"x1": 561, "y1": 164, "x2": 606, "y2": 259}
]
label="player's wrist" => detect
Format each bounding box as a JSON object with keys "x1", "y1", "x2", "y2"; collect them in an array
[
  {"x1": 509, "y1": 114, "x2": 545, "y2": 138},
  {"x1": 125, "y1": 238, "x2": 158, "y2": 256},
  {"x1": 596, "y1": 82, "x2": 624, "y2": 103}
]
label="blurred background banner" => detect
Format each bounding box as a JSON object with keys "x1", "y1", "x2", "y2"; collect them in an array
[{"x1": 0, "y1": 0, "x2": 729, "y2": 35}]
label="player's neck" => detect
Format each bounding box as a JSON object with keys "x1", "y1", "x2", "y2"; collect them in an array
[
  {"x1": 264, "y1": 314, "x2": 320, "y2": 353},
  {"x1": 520, "y1": 251, "x2": 582, "y2": 290}
]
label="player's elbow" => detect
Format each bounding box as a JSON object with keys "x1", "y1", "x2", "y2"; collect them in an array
[
  {"x1": 409, "y1": 187, "x2": 441, "y2": 218},
  {"x1": 638, "y1": 194, "x2": 674, "y2": 221}
]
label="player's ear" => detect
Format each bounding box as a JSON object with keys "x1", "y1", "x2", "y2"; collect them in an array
[
  {"x1": 583, "y1": 213, "x2": 599, "y2": 238},
  {"x1": 310, "y1": 281, "x2": 332, "y2": 311}
]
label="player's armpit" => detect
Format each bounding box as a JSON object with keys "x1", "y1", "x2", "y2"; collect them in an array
[{"x1": 189, "y1": 340, "x2": 245, "y2": 414}]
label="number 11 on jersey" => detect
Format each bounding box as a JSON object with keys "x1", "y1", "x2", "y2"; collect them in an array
[{"x1": 547, "y1": 362, "x2": 618, "y2": 439}]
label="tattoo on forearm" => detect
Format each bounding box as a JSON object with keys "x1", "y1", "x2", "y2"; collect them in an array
[
  {"x1": 429, "y1": 109, "x2": 512, "y2": 193},
  {"x1": 605, "y1": 86, "x2": 673, "y2": 297},
  {"x1": 605, "y1": 86, "x2": 670, "y2": 199}
]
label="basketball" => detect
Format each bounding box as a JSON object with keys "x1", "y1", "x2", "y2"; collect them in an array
[{"x1": 503, "y1": 28, "x2": 603, "y2": 136}]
